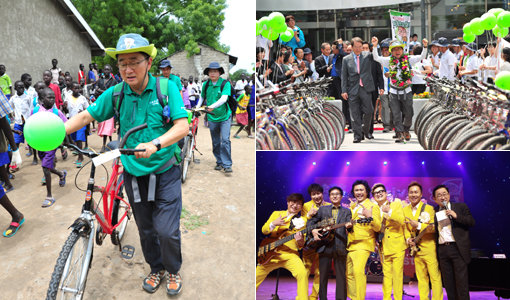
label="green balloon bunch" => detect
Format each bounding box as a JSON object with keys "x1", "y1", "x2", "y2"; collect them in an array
[
  {"x1": 256, "y1": 12, "x2": 291, "y2": 41},
  {"x1": 495, "y1": 71, "x2": 510, "y2": 90},
  {"x1": 462, "y1": 8, "x2": 510, "y2": 40}
]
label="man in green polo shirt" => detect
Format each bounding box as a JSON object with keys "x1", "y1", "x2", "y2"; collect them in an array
[
  {"x1": 159, "y1": 59, "x2": 182, "y2": 91},
  {"x1": 64, "y1": 33, "x2": 188, "y2": 296},
  {"x1": 199, "y1": 62, "x2": 233, "y2": 173}
]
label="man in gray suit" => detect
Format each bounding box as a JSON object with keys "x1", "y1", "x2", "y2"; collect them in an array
[
  {"x1": 341, "y1": 37, "x2": 376, "y2": 143},
  {"x1": 308, "y1": 186, "x2": 351, "y2": 300}
]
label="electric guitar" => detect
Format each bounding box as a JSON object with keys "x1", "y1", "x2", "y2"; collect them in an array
[
  {"x1": 409, "y1": 223, "x2": 432, "y2": 257},
  {"x1": 257, "y1": 218, "x2": 335, "y2": 265},
  {"x1": 306, "y1": 217, "x2": 373, "y2": 249}
]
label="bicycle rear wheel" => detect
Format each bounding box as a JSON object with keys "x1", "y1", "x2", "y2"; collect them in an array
[
  {"x1": 47, "y1": 230, "x2": 93, "y2": 300},
  {"x1": 181, "y1": 136, "x2": 194, "y2": 183}
]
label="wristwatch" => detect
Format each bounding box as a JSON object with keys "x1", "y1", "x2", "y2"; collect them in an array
[{"x1": 151, "y1": 138, "x2": 161, "y2": 151}]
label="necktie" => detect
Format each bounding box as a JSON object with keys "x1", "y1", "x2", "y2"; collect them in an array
[
  {"x1": 357, "y1": 55, "x2": 363, "y2": 86},
  {"x1": 324, "y1": 55, "x2": 329, "y2": 65}
]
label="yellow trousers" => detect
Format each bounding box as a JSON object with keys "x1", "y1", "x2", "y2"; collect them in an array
[
  {"x1": 380, "y1": 250, "x2": 405, "y2": 300},
  {"x1": 346, "y1": 249, "x2": 371, "y2": 300},
  {"x1": 256, "y1": 252, "x2": 309, "y2": 300},
  {"x1": 302, "y1": 249, "x2": 320, "y2": 300},
  {"x1": 414, "y1": 254, "x2": 444, "y2": 300}
]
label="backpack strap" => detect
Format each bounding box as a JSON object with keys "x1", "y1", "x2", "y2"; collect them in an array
[
  {"x1": 112, "y1": 82, "x2": 125, "y2": 121},
  {"x1": 203, "y1": 80, "x2": 211, "y2": 103},
  {"x1": 156, "y1": 77, "x2": 169, "y2": 107}
]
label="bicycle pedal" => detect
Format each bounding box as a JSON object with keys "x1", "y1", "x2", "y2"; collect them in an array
[{"x1": 121, "y1": 245, "x2": 135, "y2": 259}]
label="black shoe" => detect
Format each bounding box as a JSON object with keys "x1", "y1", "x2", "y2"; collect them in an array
[
  {"x1": 383, "y1": 128, "x2": 389, "y2": 133},
  {"x1": 392, "y1": 134, "x2": 398, "y2": 139},
  {"x1": 348, "y1": 129, "x2": 353, "y2": 133},
  {"x1": 214, "y1": 164, "x2": 223, "y2": 171},
  {"x1": 353, "y1": 138, "x2": 361, "y2": 143},
  {"x1": 224, "y1": 167, "x2": 233, "y2": 173},
  {"x1": 365, "y1": 133, "x2": 374, "y2": 140}
]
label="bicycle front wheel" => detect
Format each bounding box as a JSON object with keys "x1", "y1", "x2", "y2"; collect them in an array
[
  {"x1": 181, "y1": 136, "x2": 194, "y2": 183},
  {"x1": 47, "y1": 230, "x2": 93, "y2": 300}
]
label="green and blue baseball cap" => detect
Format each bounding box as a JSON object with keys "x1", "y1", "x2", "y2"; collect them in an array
[{"x1": 105, "y1": 33, "x2": 157, "y2": 59}]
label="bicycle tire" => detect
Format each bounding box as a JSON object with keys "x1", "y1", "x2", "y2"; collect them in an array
[
  {"x1": 323, "y1": 103, "x2": 346, "y2": 129},
  {"x1": 438, "y1": 121, "x2": 474, "y2": 150},
  {"x1": 477, "y1": 135, "x2": 508, "y2": 150},
  {"x1": 47, "y1": 230, "x2": 92, "y2": 300},
  {"x1": 461, "y1": 132, "x2": 496, "y2": 150},
  {"x1": 286, "y1": 125, "x2": 306, "y2": 150},
  {"x1": 498, "y1": 143, "x2": 510, "y2": 150},
  {"x1": 418, "y1": 109, "x2": 448, "y2": 148},
  {"x1": 416, "y1": 106, "x2": 443, "y2": 145},
  {"x1": 312, "y1": 114, "x2": 333, "y2": 150},
  {"x1": 450, "y1": 127, "x2": 488, "y2": 150},
  {"x1": 433, "y1": 119, "x2": 470, "y2": 150},
  {"x1": 302, "y1": 119, "x2": 322, "y2": 150},
  {"x1": 320, "y1": 111, "x2": 344, "y2": 149},
  {"x1": 111, "y1": 197, "x2": 130, "y2": 245},
  {"x1": 256, "y1": 136, "x2": 268, "y2": 150},
  {"x1": 257, "y1": 129, "x2": 274, "y2": 150},
  {"x1": 180, "y1": 135, "x2": 190, "y2": 181},
  {"x1": 429, "y1": 115, "x2": 466, "y2": 150},
  {"x1": 181, "y1": 136, "x2": 193, "y2": 183},
  {"x1": 267, "y1": 124, "x2": 291, "y2": 150},
  {"x1": 414, "y1": 102, "x2": 439, "y2": 133}
]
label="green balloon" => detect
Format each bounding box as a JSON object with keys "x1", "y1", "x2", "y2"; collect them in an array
[
  {"x1": 268, "y1": 28, "x2": 280, "y2": 41},
  {"x1": 463, "y1": 33, "x2": 475, "y2": 43},
  {"x1": 463, "y1": 22, "x2": 473, "y2": 35},
  {"x1": 274, "y1": 22, "x2": 288, "y2": 34},
  {"x1": 256, "y1": 21, "x2": 261, "y2": 36},
  {"x1": 268, "y1": 12, "x2": 285, "y2": 29},
  {"x1": 495, "y1": 71, "x2": 510, "y2": 90},
  {"x1": 24, "y1": 112, "x2": 66, "y2": 151},
  {"x1": 493, "y1": 25, "x2": 509, "y2": 38},
  {"x1": 470, "y1": 17, "x2": 484, "y2": 34},
  {"x1": 489, "y1": 8, "x2": 505, "y2": 17},
  {"x1": 281, "y1": 28, "x2": 294, "y2": 42},
  {"x1": 497, "y1": 11, "x2": 510, "y2": 28},
  {"x1": 482, "y1": 13, "x2": 497, "y2": 30}
]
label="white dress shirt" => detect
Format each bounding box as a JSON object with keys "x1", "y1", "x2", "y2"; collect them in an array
[{"x1": 438, "y1": 50, "x2": 457, "y2": 80}]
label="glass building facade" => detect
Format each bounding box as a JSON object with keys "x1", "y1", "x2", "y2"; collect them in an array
[{"x1": 257, "y1": 0, "x2": 507, "y2": 57}]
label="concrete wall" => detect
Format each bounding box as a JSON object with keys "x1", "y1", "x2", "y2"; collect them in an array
[
  {"x1": 168, "y1": 45, "x2": 231, "y2": 81},
  {"x1": 0, "y1": 0, "x2": 93, "y2": 85}
]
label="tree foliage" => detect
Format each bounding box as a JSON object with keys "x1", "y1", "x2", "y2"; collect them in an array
[
  {"x1": 229, "y1": 69, "x2": 249, "y2": 82},
  {"x1": 72, "y1": 0, "x2": 228, "y2": 71}
]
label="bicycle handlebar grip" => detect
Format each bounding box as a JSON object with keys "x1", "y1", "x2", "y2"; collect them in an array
[
  {"x1": 119, "y1": 123, "x2": 148, "y2": 149},
  {"x1": 119, "y1": 149, "x2": 146, "y2": 155}
]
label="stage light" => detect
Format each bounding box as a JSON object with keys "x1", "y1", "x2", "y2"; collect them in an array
[
  {"x1": 383, "y1": 161, "x2": 388, "y2": 166},
  {"x1": 457, "y1": 162, "x2": 462, "y2": 166},
  {"x1": 312, "y1": 162, "x2": 316, "y2": 166},
  {"x1": 346, "y1": 161, "x2": 350, "y2": 166},
  {"x1": 421, "y1": 161, "x2": 425, "y2": 165}
]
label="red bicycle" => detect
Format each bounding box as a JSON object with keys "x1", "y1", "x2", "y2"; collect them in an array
[
  {"x1": 46, "y1": 124, "x2": 147, "y2": 300},
  {"x1": 180, "y1": 107, "x2": 212, "y2": 183}
]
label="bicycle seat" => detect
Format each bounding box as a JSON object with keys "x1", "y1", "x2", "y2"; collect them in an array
[{"x1": 106, "y1": 140, "x2": 120, "y2": 151}]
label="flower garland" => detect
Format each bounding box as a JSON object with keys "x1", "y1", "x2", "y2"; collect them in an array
[{"x1": 389, "y1": 54, "x2": 413, "y2": 89}]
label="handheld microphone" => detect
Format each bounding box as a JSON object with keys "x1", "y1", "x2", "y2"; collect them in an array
[{"x1": 442, "y1": 201, "x2": 453, "y2": 220}]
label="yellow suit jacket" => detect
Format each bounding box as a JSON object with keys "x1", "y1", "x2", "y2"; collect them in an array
[
  {"x1": 262, "y1": 210, "x2": 308, "y2": 253},
  {"x1": 347, "y1": 199, "x2": 382, "y2": 252},
  {"x1": 302, "y1": 200, "x2": 331, "y2": 220},
  {"x1": 403, "y1": 202, "x2": 437, "y2": 256},
  {"x1": 379, "y1": 199, "x2": 407, "y2": 256}
]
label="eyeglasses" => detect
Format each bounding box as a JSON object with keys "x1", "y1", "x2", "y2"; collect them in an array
[
  {"x1": 373, "y1": 189, "x2": 386, "y2": 195},
  {"x1": 435, "y1": 192, "x2": 449, "y2": 198},
  {"x1": 330, "y1": 193, "x2": 342, "y2": 196},
  {"x1": 117, "y1": 57, "x2": 148, "y2": 71}
]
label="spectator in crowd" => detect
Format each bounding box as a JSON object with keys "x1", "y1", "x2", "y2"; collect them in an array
[
  {"x1": 78, "y1": 64, "x2": 86, "y2": 86},
  {"x1": 480, "y1": 42, "x2": 498, "y2": 83},
  {"x1": 429, "y1": 40, "x2": 441, "y2": 72},
  {"x1": 344, "y1": 41, "x2": 352, "y2": 54},
  {"x1": 181, "y1": 79, "x2": 191, "y2": 109},
  {"x1": 0, "y1": 65, "x2": 12, "y2": 99},
  {"x1": 269, "y1": 51, "x2": 293, "y2": 84},
  {"x1": 50, "y1": 59, "x2": 62, "y2": 85},
  {"x1": 458, "y1": 43, "x2": 479, "y2": 81},
  {"x1": 21, "y1": 73, "x2": 37, "y2": 112},
  {"x1": 58, "y1": 76, "x2": 66, "y2": 92},
  {"x1": 304, "y1": 48, "x2": 319, "y2": 80},
  {"x1": 500, "y1": 47, "x2": 510, "y2": 72},
  {"x1": 159, "y1": 59, "x2": 183, "y2": 95},
  {"x1": 235, "y1": 74, "x2": 248, "y2": 97},
  {"x1": 64, "y1": 82, "x2": 89, "y2": 168},
  {"x1": 61, "y1": 75, "x2": 73, "y2": 104},
  {"x1": 94, "y1": 64, "x2": 118, "y2": 152},
  {"x1": 315, "y1": 42, "x2": 334, "y2": 78},
  {"x1": 233, "y1": 85, "x2": 251, "y2": 139},
  {"x1": 451, "y1": 38, "x2": 464, "y2": 61},
  {"x1": 43, "y1": 70, "x2": 63, "y2": 109},
  {"x1": 435, "y1": 37, "x2": 457, "y2": 80},
  {"x1": 187, "y1": 76, "x2": 199, "y2": 108},
  {"x1": 87, "y1": 63, "x2": 96, "y2": 84},
  {"x1": 329, "y1": 40, "x2": 348, "y2": 100},
  {"x1": 93, "y1": 63, "x2": 99, "y2": 82},
  {"x1": 256, "y1": 34, "x2": 272, "y2": 61},
  {"x1": 281, "y1": 15, "x2": 305, "y2": 55},
  {"x1": 8, "y1": 80, "x2": 31, "y2": 173},
  {"x1": 411, "y1": 45, "x2": 433, "y2": 95},
  {"x1": 368, "y1": 42, "x2": 384, "y2": 136},
  {"x1": 408, "y1": 33, "x2": 420, "y2": 50}
]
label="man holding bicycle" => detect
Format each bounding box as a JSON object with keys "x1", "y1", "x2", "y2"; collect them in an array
[{"x1": 64, "y1": 33, "x2": 188, "y2": 295}]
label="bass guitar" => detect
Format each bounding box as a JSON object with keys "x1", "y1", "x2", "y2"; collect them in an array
[
  {"x1": 409, "y1": 223, "x2": 432, "y2": 257},
  {"x1": 306, "y1": 217, "x2": 373, "y2": 249},
  {"x1": 257, "y1": 218, "x2": 335, "y2": 265}
]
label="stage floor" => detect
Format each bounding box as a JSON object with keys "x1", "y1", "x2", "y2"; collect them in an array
[{"x1": 257, "y1": 277, "x2": 499, "y2": 299}]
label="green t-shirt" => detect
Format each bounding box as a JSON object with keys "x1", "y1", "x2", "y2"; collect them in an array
[
  {"x1": 87, "y1": 73, "x2": 187, "y2": 176},
  {"x1": 169, "y1": 74, "x2": 183, "y2": 91},
  {"x1": 0, "y1": 74, "x2": 12, "y2": 95},
  {"x1": 201, "y1": 78, "x2": 231, "y2": 122}
]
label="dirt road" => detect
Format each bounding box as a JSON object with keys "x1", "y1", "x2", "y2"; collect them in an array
[{"x1": 0, "y1": 118, "x2": 255, "y2": 299}]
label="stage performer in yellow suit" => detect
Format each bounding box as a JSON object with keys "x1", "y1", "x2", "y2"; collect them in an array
[
  {"x1": 256, "y1": 193, "x2": 309, "y2": 300},
  {"x1": 301, "y1": 183, "x2": 331, "y2": 300},
  {"x1": 346, "y1": 180, "x2": 382, "y2": 300},
  {"x1": 372, "y1": 183, "x2": 407, "y2": 300},
  {"x1": 403, "y1": 182, "x2": 443, "y2": 300}
]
